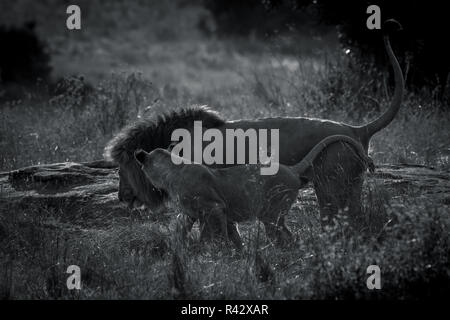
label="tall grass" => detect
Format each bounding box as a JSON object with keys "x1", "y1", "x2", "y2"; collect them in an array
[
  {"x1": 242, "y1": 49, "x2": 450, "y2": 169},
  {"x1": 0, "y1": 73, "x2": 157, "y2": 171},
  {"x1": 1, "y1": 183, "x2": 449, "y2": 299},
  {"x1": 2, "y1": 44, "x2": 448, "y2": 172}
]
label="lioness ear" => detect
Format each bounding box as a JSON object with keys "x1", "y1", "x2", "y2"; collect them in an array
[{"x1": 134, "y1": 149, "x2": 147, "y2": 165}]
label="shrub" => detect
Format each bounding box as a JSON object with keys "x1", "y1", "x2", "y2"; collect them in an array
[
  {"x1": 308, "y1": 0, "x2": 449, "y2": 98},
  {"x1": 0, "y1": 72, "x2": 158, "y2": 171},
  {"x1": 0, "y1": 22, "x2": 51, "y2": 85},
  {"x1": 204, "y1": 0, "x2": 311, "y2": 37}
]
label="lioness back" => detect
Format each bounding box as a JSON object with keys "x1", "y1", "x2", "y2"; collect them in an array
[{"x1": 213, "y1": 164, "x2": 302, "y2": 222}]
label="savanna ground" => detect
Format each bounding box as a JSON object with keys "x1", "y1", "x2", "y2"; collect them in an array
[{"x1": 0, "y1": 1, "x2": 449, "y2": 299}]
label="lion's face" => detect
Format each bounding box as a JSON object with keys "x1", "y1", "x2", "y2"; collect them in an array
[
  {"x1": 118, "y1": 162, "x2": 158, "y2": 209},
  {"x1": 115, "y1": 149, "x2": 171, "y2": 210},
  {"x1": 118, "y1": 166, "x2": 135, "y2": 204}
]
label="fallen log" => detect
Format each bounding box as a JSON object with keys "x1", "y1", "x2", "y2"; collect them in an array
[{"x1": 1, "y1": 161, "x2": 449, "y2": 229}]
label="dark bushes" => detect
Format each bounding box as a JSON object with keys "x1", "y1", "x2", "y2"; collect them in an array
[
  {"x1": 306, "y1": 0, "x2": 449, "y2": 98},
  {"x1": 203, "y1": 0, "x2": 310, "y2": 37},
  {"x1": 0, "y1": 21, "x2": 51, "y2": 85},
  {"x1": 206, "y1": 0, "x2": 449, "y2": 99}
]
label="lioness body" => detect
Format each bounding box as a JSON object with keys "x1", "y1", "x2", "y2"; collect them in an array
[
  {"x1": 174, "y1": 162, "x2": 301, "y2": 222},
  {"x1": 135, "y1": 135, "x2": 372, "y2": 248}
]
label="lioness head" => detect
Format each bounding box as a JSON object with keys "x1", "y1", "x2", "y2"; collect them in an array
[{"x1": 134, "y1": 148, "x2": 175, "y2": 189}]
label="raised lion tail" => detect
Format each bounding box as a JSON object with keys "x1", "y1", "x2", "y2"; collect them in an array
[{"x1": 358, "y1": 19, "x2": 405, "y2": 141}]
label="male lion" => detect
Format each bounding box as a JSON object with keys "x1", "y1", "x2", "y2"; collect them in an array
[
  {"x1": 105, "y1": 20, "x2": 403, "y2": 228},
  {"x1": 134, "y1": 135, "x2": 373, "y2": 249}
]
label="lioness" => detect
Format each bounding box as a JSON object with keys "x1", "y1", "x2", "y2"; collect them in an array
[
  {"x1": 134, "y1": 135, "x2": 373, "y2": 249},
  {"x1": 105, "y1": 20, "x2": 403, "y2": 228}
]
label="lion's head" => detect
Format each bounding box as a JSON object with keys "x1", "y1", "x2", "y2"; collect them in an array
[{"x1": 104, "y1": 106, "x2": 225, "y2": 209}]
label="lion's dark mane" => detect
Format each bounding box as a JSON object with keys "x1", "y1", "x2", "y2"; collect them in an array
[{"x1": 104, "y1": 106, "x2": 225, "y2": 164}]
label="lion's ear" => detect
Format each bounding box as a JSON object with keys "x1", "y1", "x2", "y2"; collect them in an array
[{"x1": 134, "y1": 149, "x2": 147, "y2": 165}]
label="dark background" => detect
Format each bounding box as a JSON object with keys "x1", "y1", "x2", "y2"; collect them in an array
[{"x1": 1, "y1": 0, "x2": 448, "y2": 99}]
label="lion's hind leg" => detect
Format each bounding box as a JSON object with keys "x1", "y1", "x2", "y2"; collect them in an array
[{"x1": 311, "y1": 142, "x2": 367, "y2": 229}]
